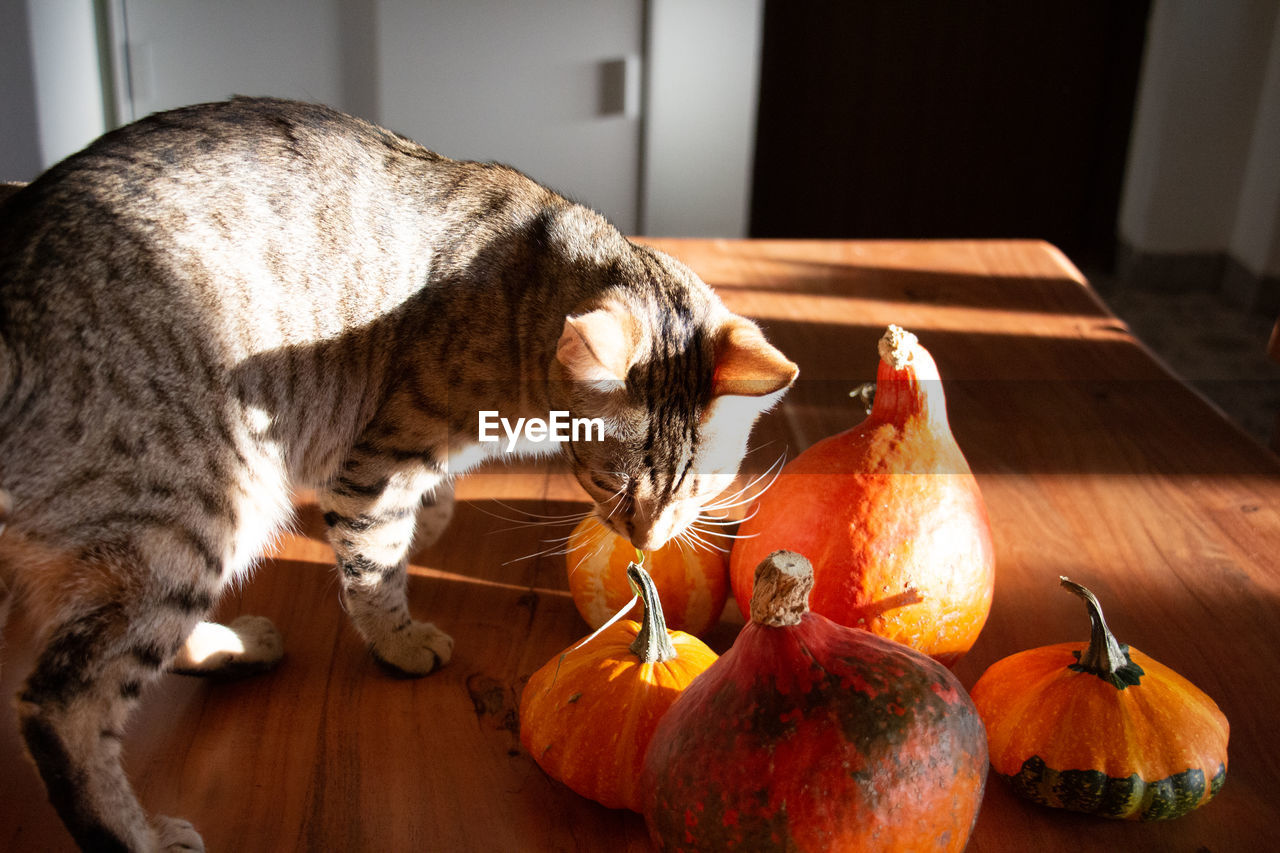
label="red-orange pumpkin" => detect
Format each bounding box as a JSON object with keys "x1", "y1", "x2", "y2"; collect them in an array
[
  {"x1": 520, "y1": 562, "x2": 717, "y2": 812},
  {"x1": 567, "y1": 514, "x2": 728, "y2": 637},
  {"x1": 642, "y1": 550, "x2": 988, "y2": 851},
  {"x1": 730, "y1": 325, "x2": 994, "y2": 665}
]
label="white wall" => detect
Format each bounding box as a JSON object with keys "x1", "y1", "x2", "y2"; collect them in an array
[
  {"x1": 642, "y1": 0, "x2": 764, "y2": 238},
  {"x1": 377, "y1": 0, "x2": 643, "y2": 232},
  {"x1": 0, "y1": 0, "x2": 42, "y2": 182},
  {"x1": 1120, "y1": 0, "x2": 1280, "y2": 279},
  {"x1": 0, "y1": 0, "x2": 762, "y2": 238},
  {"x1": 24, "y1": 0, "x2": 108, "y2": 174},
  {"x1": 1229, "y1": 9, "x2": 1280, "y2": 278},
  {"x1": 117, "y1": 0, "x2": 348, "y2": 121}
]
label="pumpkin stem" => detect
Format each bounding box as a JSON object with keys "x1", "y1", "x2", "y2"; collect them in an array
[
  {"x1": 749, "y1": 550, "x2": 814, "y2": 626},
  {"x1": 869, "y1": 325, "x2": 950, "y2": 431},
  {"x1": 1060, "y1": 577, "x2": 1145, "y2": 689},
  {"x1": 627, "y1": 563, "x2": 678, "y2": 664},
  {"x1": 878, "y1": 324, "x2": 919, "y2": 369}
]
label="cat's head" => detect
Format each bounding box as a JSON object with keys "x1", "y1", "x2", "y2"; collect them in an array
[{"x1": 553, "y1": 250, "x2": 797, "y2": 552}]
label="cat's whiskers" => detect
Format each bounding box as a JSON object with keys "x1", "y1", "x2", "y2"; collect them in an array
[
  {"x1": 499, "y1": 515, "x2": 611, "y2": 571},
  {"x1": 564, "y1": 524, "x2": 613, "y2": 577},
  {"x1": 599, "y1": 480, "x2": 630, "y2": 522},
  {"x1": 537, "y1": 529, "x2": 579, "y2": 545},
  {"x1": 478, "y1": 501, "x2": 594, "y2": 566},
  {"x1": 690, "y1": 510, "x2": 747, "y2": 528},
  {"x1": 700, "y1": 453, "x2": 787, "y2": 515},
  {"x1": 716, "y1": 455, "x2": 783, "y2": 507},
  {"x1": 476, "y1": 499, "x2": 592, "y2": 524},
  {"x1": 501, "y1": 537, "x2": 580, "y2": 566},
  {"x1": 676, "y1": 524, "x2": 727, "y2": 555},
  {"x1": 486, "y1": 478, "x2": 627, "y2": 567},
  {"x1": 470, "y1": 499, "x2": 596, "y2": 542},
  {"x1": 694, "y1": 524, "x2": 757, "y2": 542},
  {"x1": 487, "y1": 517, "x2": 579, "y2": 535},
  {"x1": 671, "y1": 531, "x2": 697, "y2": 555}
]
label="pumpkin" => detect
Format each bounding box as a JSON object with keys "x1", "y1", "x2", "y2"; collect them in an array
[
  {"x1": 567, "y1": 514, "x2": 728, "y2": 637},
  {"x1": 969, "y1": 577, "x2": 1230, "y2": 820},
  {"x1": 520, "y1": 562, "x2": 718, "y2": 812},
  {"x1": 730, "y1": 325, "x2": 995, "y2": 665},
  {"x1": 642, "y1": 550, "x2": 988, "y2": 851}
]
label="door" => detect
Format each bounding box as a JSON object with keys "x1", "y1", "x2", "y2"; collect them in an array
[{"x1": 749, "y1": 1, "x2": 1151, "y2": 270}]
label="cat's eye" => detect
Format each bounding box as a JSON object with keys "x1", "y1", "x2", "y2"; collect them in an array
[{"x1": 590, "y1": 473, "x2": 629, "y2": 496}]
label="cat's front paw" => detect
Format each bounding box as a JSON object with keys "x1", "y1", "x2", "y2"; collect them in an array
[
  {"x1": 370, "y1": 621, "x2": 454, "y2": 677},
  {"x1": 154, "y1": 815, "x2": 204, "y2": 851}
]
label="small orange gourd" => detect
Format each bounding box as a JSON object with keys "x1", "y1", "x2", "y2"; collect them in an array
[
  {"x1": 970, "y1": 577, "x2": 1230, "y2": 820},
  {"x1": 567, "y1": 514, "x2": 728, "y2": 637},
  {"x1": 520, "y1": 562, "x2": 718, "y2": 812}
]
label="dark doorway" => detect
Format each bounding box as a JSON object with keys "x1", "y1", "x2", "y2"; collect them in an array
[{"x1": 749, "y1": 1, "x2": 1151, "y2": 271}]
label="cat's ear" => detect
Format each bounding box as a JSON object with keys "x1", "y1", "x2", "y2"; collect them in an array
[
  {"x1": 712, "y1": 318, "x2": 799, "y2": 398},
  {"x1": 556, "y1": 307, "x2": 636, "y2": 388}
]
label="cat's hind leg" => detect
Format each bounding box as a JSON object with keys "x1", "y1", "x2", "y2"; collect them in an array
[
  {"x1": 415, "y1": 478, "x2": 455, "y2": 549},
  {"x1": 168, "y1": 615, "x2": 284, "y2": 677},
  {"x1": 319, "y1": 460, "x2": 453, "y2": 676},
  {"x1": 15, "y1": 537, "x2": 216, "y2": 851}
]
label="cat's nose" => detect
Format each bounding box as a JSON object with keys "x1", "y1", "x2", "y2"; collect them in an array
[
  {"x1": 629, "y1": 529, "x2": 665, "y2": 552},
  {"x1": 628, "y1": 515, "x2": 676, "y2": 552},
  {"x1": 597, "y1": 514, "x2": 665, "y2": 551}
]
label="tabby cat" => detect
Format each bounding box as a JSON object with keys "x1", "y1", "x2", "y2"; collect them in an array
[{"x1": 0, "y1": 97, "x2": 796, "y2": 850}]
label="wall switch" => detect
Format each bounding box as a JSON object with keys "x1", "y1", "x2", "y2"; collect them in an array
[{"x1": 599, "y1": 55, "x2": 640, "y2": 119}]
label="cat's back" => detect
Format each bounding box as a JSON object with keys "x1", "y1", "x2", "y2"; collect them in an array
[
  {"x1": 0, "y1": 99, "x2": 468, "y2": 529},
  {"x1": 26, "y1": 99, "x2": 556, "y2": 330},
  {"x1": 3, "y1": 97, "x2": 437, "y2": 219},
  {"x1": 0, "y1": 98, "x2": 565, "y2": 492},
  {"x1": 2, "y1": 97, "x2": 404, "y2": 238},
  {"x1": 2, "y1": 98, "x2": 559, "y2": 353},
  {"x1": 3, "y1": 97, "x2": 437, "y2": 316}
]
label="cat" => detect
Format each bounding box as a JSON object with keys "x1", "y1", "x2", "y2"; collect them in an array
[{"x1": 0, "y1": 97, "x2": 797, "y2": 850}]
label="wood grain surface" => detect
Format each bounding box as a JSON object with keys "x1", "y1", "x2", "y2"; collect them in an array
[{"x1": 2, "y1": 240, "x2": 1277, "y2": 851}]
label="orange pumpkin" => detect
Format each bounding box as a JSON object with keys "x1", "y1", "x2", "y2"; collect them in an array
[
  {"x1": 567, "y1": 514, "x2": 728, "y2": 637},
  {"x1": 730, "y1": 325, "x2": 995, "y2": 665},
  {"x1": 970, "y1": 578, "x2": 1230, "y2": 820},
  {"x1": 520, "y1": 562, "x2": 718, "y2": 812}
]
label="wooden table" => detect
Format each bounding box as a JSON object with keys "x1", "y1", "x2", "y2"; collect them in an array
[{"x1": 3, "y1": 239, "x2": 1278, "y2": 851}]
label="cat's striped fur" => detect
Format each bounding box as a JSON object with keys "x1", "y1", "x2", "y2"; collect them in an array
[{"x1": 0, "y1": 98, "x2": 796, "y2": 850}]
